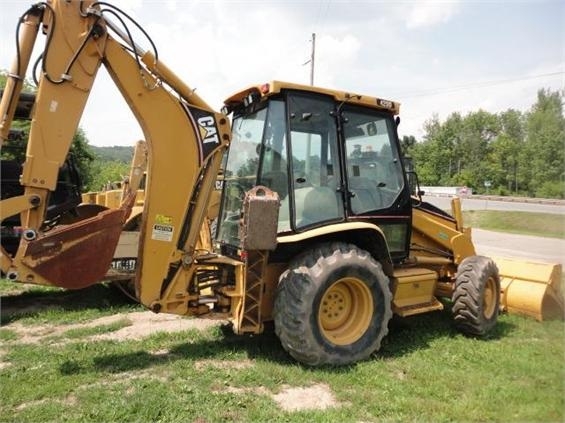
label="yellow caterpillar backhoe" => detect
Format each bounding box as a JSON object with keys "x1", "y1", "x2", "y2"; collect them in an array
[{"x1": 1, "y1": 0, "x2": 562, "y2": 366}]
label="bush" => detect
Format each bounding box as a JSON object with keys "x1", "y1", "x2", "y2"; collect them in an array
[{"x1": 535, "y1": 180, "x2": 565, "y2": 199}]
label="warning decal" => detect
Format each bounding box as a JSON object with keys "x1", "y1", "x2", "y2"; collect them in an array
[{"x1": 152, "y1": 224, "x2": 174, "y2": 242}]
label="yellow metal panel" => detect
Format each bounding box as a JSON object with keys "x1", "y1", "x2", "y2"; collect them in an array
[
  {"x1": 495, "y1": 256, "x2": 564, "y2": 321},
  {"x1": 113, "y1": 232, "x2": 139, "y2": 258},
  {"x1": 96, "y1": 192, "x2": 106, "y2": 205},
  {"x1": 495, "y1": 257, "x2": 561, "y2": 287},
  {"x1": 81, "y1": 192, "x2": 97, "y2": 204},
  {"x1": 412, "y1": 206, "x2": 475, "y2": 264},
  {"x1": 101, "y1": 40, "x2": 230, "y2": 310},
  {"x1": 501, "y1": 278, "x2": 560, "y2": 321},
  {"x1": 104, "y1": 190, "x2": 122, "y2": 209},
  {"x1": 392, "y1": 268, "x2": 438, "y2": 309}
]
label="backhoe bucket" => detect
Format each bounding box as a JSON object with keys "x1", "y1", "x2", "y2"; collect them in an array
[
  {"x1": 494, "y1": 257, "x2": 564, "y2": 321},
  {"x1": 10, "y1": 192, "x2": 136, "y2": 290},
  {"x1": 18, "y1": 207, "x2": 128, "y2": 289}
]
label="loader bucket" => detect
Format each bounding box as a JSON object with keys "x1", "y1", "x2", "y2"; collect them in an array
[{"x1": 494, "y1": 257, "x2": 564, "y2": 321}]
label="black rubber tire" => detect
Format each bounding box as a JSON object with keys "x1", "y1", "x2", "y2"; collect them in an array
[
  {"x1": 273, "y1": 242, "x2": 392, "y2": 366},
  {"x1": 452, "y1": 255, "x2": 500, "y2": 336}
]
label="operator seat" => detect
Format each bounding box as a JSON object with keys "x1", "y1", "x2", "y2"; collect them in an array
[
  {"x1": 298, "y1": 186, "x2": 340, "y2": 227},
  {"x1": 349, "y1": 176, "x2": 382, "y2": 213}
]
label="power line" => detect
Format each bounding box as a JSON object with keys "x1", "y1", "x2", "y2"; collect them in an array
[{"x1": 393, "y1": 71, "x2": 564, "y2": 99}]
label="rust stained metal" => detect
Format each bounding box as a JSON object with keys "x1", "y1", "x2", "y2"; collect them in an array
[
  {"x1": 240, "y1": 186, "x2": 280, "y2": 251},
  {"x1": 21, "y1": 193, "x2": 136, "y2": 289}
]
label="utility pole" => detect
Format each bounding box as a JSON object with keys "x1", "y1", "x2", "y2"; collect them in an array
[
  {"x1": 309, "y1": 33, "x2": 316, "y2": 86},
  {"x1": 303, "y1": 33, "x2": 316, "y2": 86},
  {"x1": 305, "y1": 33, "x2": 316, "y2": 175}
]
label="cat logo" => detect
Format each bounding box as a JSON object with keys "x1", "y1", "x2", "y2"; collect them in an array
[{"x1": 197, "y1": 116, "x2": 219, "y2": 145}]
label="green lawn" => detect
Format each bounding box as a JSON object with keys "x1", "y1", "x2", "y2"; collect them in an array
[
  {"x1": 1, "y1": 211, "x2": 564, "y2": 422},
  {"x1": 1, "y1": 282, "x2": 563, "y2": 422},
  {"x1": 462, "y1": 210, "x2": 565, "y2": 239}
]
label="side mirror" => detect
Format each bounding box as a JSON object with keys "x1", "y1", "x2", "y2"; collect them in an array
[{"x1": 402, "y1": 156, "x2": 423, "y2": 199}]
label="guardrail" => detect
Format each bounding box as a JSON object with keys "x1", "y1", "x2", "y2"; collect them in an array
[
  {"x1": 469, "y1": 195, "x2": 565, "y2": 206},
  {"x1": 424, "y1": 192, "x2": 565, "y2": 206}
]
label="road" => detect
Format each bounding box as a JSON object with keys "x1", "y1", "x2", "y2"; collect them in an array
[
  {"x1": 472, "y1": 229, "x2": 565, "y2": 266},
  {"x1": 425, "y1": 195, "x2": 565, "y2": 215},
  {"x1": 422, "y1": 195, "x2": 565, "y2": 265}
]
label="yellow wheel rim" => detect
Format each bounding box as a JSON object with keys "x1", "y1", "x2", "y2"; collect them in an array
[
  {"x1": 483, "y1": 276, "x2": 497, "y2": 319},
  {"x1": 318, "y1": 277, "x2": 373, "y2": 346}
]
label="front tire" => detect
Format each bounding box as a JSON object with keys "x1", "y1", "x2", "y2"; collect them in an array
[
  {"x1": 453, "y1": 255, "x2": 500, "y2": 336},
  {"x1": 274, "y1": 243, "x2": 392, "y2": 366}
]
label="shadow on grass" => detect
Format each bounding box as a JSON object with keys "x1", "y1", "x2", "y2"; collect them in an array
[
  {"x1": 379, "y1": 309, "x2": 516, "y2": 359},
  {"x1": 2, "y1": 281, "x2": 517, "y2": 371},
  {"x1": 59, "y1": 308, "x2": 516, "y2": 377},
  {"x1": 60, "y1": 327, "x2": 296, "y2": 376},
  {"x1": 0, "y1": 283, "x2": 138, "y2": 325}
]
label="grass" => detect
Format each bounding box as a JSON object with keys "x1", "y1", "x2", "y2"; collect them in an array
[
  {"x1": 0, "y1": 280, "x2": 142, "y2": 326},
  {"x1": 1, "y1": 211, "x2": 564, "y2": 422},
  {"x1": 1, "y1": 282, "x2": 564, "y2": 422},
  {"x1": 60, "y1": 318, "x2": 132, "y2": 339},
  {"x1": 462, "y1": 210, "x2": 565, "y2": 239}
]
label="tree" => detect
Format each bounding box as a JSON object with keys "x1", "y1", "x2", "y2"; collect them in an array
[
  {"x1": 490, "y1": 110, "x2": 524, "y2": 194},
  {"x1": 410, "y1": 97, "x2": 564, "y2": 199},
  {"x1": 86, "y1": 160, "x2": 130, "y2": 192},
  {"x1": 69, "y1": 128, "x2": 96, "y2": 190},
  {"x1": 522, "y1": 89, "x2": 565, "y2": 198},
  {"x1": 410, "y1": 114, "x2": 452, "y2": 185},
  {"x1": 456, "y1": 110, "x2": 500, "y2": 191},
  {"x1": 412, "y1": 111, "x2": 500, "y2": 189},
  {"x1": 1, "y1": 70, "x2": 95, "y2": 191},
  {"x1": 400, "y1": 135, "x2": 416, "y2": 155}
]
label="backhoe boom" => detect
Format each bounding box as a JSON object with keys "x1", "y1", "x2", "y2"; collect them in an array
[{"x1": 0, "y1": 1, "x2": 230, "y2": 312}]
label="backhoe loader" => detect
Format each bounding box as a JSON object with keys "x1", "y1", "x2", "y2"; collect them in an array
[{"x1": 1, "y1": 0, "x2": 562, "y2": 366}]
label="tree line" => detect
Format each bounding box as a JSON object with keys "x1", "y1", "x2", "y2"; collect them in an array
[{"x1": 402, "y1": 88, "x2": 565, "y2": 198}]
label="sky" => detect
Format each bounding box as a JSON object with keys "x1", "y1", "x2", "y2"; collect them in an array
[{"x1": 1, "y1": 0, "x2": 563, "y2": 147}]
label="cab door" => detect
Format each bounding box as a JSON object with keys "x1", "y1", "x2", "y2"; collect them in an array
[
  {"x1": 283, "y1": 92, "x2": 345, "y2": 232},
  {"x1": 341, "y1": 107, "x2": 412, "y2": 261}
]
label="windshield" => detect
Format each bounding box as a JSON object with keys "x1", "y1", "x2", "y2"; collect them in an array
[{"x1": 216, "y1": 107, "x2": 266, "y2": 247}]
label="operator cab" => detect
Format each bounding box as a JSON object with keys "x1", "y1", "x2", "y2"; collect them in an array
[{"x1": 217, "y1": 82, "x2": 412, "y2": 262}]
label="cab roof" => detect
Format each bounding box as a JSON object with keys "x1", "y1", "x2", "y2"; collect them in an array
[{"x1": 223, "y1": 80, "x2": 400, "y2": 115}]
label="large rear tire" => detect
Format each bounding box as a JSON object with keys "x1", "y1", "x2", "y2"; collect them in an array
[
  {"x1": 274, "y1": 243, "x2": 392, "y2": 366},
  {"x1": 453, "y1": 255, "x2": 500, "y2": 336}
]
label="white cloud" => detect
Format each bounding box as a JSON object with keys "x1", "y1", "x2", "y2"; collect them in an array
[
  {"x1": 405, "y1": 1, "x2": 461, "y2": 29},
  {"x1": 1, "y1": 1, "x2": 562, "y2": 147},
  {"x1": 314, "y1": 34, "x2": 362, "y2": 87}
]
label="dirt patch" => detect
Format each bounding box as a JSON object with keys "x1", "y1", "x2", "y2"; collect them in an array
[
  {"x1": 272, "y1": 383, "x2": 340, "y2": 411},
  {"x1": 88, "y1": 311, "x2": 223, "y2": 342},
  {"x1": 215, "y1": 383, "x2": 341, "y2": 412},
  {"x1": 1, "y1": 311, "x2": 225, "y2": 345},
  {"x1": 194, "y1": 358, "x2": 254, "y2": 371},
  {"x1": 15, "y1": 394, "x2": 78, "y2": 412}
]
